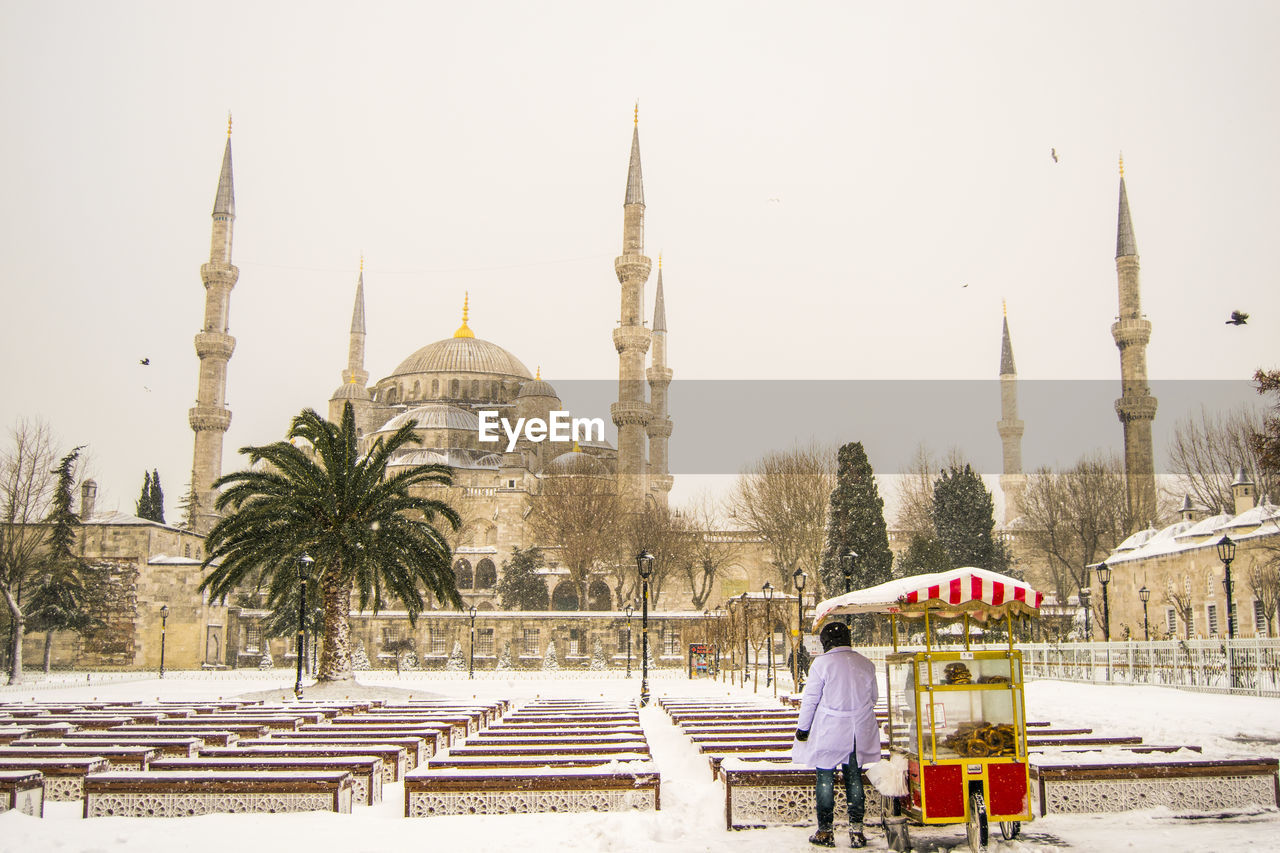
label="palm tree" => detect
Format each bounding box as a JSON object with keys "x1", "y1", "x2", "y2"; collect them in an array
[{"x1": 199, "y1": 403, "x2": 462, "y2": 682}]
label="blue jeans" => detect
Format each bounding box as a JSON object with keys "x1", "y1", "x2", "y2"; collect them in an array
[{"x1": 815, "y1": 754, "x2": 864, "y2": 831}]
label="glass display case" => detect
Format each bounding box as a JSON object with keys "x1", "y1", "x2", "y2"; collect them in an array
[{"x1": 886, "y1": 650, "x2": 1025, "y2": 760}]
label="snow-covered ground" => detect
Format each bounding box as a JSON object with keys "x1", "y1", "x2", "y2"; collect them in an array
[{"x1": 1, "y1": 672, "x2": 1278, "y2": 852}]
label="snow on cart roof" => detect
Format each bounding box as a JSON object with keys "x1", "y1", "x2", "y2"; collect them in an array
[{"x1": 813, "y1": 567, "x2": 1044, "y2": 624}]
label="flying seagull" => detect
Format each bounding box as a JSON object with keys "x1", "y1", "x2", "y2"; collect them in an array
[
  {"x1": 1226, "y1": 310, "x2": 1249, "y2": 326},
  {"x1": 139, "y1": 357, "x2": 150, "y2": 365},
  {"x1": 1051, "y1": 148, "x2": 1059, "y2": 163}
]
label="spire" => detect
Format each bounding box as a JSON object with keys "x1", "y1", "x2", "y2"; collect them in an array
[
  {"x1": 652, "y1": 266, "x2": 667, "y2": 333},
  {"x1": 350, "y1": 266, "x2": 366, "y2": 336},
  {"x1": 1116, "y1": 155, "x2": 1137, "y2": 259},
  {"x1": 212, "y1": 135, "x2": 235, "y2": 218},
  {"x1": 453, "y1": 292, "x2": 474, "y2": 338},
  {"x1": 999, "y1": 306, "x2": 1015, "y2": 375},
  {"x1": 624, "y1": 105, "x2": 644, "y2": 206}
]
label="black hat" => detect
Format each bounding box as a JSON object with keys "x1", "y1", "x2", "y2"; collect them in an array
[{"x1": 819, "y1": 622, "x2": 851, "y2": 651}]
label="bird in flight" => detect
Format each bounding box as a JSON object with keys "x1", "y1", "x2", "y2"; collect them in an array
[
  {"x1": 1050, "y1": 148, "x2": 1059, "y2": 163},
  {"x1": 1226, "y1": 310, "x2": 1249, "y2": 326},
  {"x1": 139, "y1": 357, "x2": 151, "y2": 365}
]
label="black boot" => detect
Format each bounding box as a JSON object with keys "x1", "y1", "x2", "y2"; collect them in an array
[
  {"x1": 809, "y1": 830, "x2": 836, "y2": 847},
  {"x1": 849, "y1": 826, "x2": 867, "y2": 848}
]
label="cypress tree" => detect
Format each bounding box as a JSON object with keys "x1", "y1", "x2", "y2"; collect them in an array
[
  {"x1": 28, "y1": 448, "x2": 96, "y2": 670},
  {"x1": 136, "y1": 471, "x2": 153, "y2": 520},
  {"x1": 931, "y1": 464, "x2": 1012, "y2": 574},
  {"x1": 818, "y1": 442, "x2": 894, "y2": 597},
  {"x1": 496, "y1": 547, "x2": 550, "y2": 610},
  {"x1": 150, "y1": 469, "x2": 165, "y2": 524}
]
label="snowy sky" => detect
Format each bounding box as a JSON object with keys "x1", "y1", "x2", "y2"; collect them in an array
[{"x1": 1, "y1": 1, "x2": 1277, "y2": 518}]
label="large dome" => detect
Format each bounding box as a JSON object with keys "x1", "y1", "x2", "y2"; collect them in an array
[{"x1": 390, "y1": 336, "x2": 532, "y2": 381}]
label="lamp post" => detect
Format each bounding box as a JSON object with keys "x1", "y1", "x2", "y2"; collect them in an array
[
  {"x1": 624, "y1": 602, "x2": 634, "y2": 678},
  {"x1": 1095, "y1": 562, "x2": 1112, "y2": 642},
  {"x1": 468, "y1": 604, "x2": 477, "y2": 679},
  {"x1": 1216, "y1": 534, "x2": 1237, "y2": 639},
  {"x1": 1079, "y1": 587, "x2": 1092, "y2": 639},
  {"x1": 1138, "y1": 586, "x2": 1151, "y2": 641},
  {"x1": 842, "y1": 550, "x2": 858, "y2": 626},
  {"x1": 740, "y1": 592, "x2": 751, "y2": 688},
  {"x1": 636, "y1": 551, "x2": 654, "y2": 707},
  {"x1": 295, "y1": 553, "x2": 314, "y2": 699},
  {"x1": 159, "y1": 605, "x2": 169, "y2": 679},
  {"x1": 714, "y1": 608, "x2": 725, "y2": 678},
  {"x1": 793, "y1": 567, "x2": 807, "y2": 689},
  {"x1": 762, "y1": 582, "x2": 775, "y2": 691}
]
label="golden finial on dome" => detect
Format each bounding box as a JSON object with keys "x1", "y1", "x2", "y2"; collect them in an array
[
  {"x1": 658, "y1": 251, "x2": 662, "y2": 270},
  {"x1": 359, "y1": 253, "x2": 364, "y2": 273},
  {"x1": 453, "y1": 292, "x2": 474, "y2": 338},
  {"x1": 227, "y1": 112, "x2": 233, "y2": 138},
  {"x1": 1003, "y1": 298, "x2": 1007, "y2": 318},
  {"x1": 536, "y1": 366, "x2": 541, "y2": 380},
  {"x1": 1119, "y1": 152, "x2": 1124, "y2": 177},
  {"x1": 634, "y1": 101, "x2": 638, "y2": 126},
  {"x1": 572, "y1": 440, "x2": 582, "y2": 453}
]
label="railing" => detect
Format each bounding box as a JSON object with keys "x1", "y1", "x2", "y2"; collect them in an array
[{"x1": 847, "y1": 639, "x2": 1280, "y2": 698}]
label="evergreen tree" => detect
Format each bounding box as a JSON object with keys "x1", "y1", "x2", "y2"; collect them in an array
[
  {"x1": 150, "y1": 469, "x2": 165, "y2": 524},
  {"x1": 446, "y1": 640, "x2": 466, "y2": 671},
  {"x1": 931, "y1": 464, "x2": 1012, "y2": 574},
  {"x1": 26, "y1": 448, "x2": 96, "y2": 671},
  {"x1": 589, "y1": 639, "x2": 608, "y2": 671},
  {"x1": 542, "y1": 641, "x2": 560, "y2": 671},
  {"x1": 818, "y1": 442, "x2": 894, "y2": 596},
  {"x1": 495, "y1": 641, "x2": 514, "y2": 672},
  {"x1": 896, "y1": 533, "x2": 952, "y2": 577},
  {"x1": 351, "y1": 643, "x2": 372, "y2": 671},
  {"x1": 496, "y1": 547, "x2": 550, "y2": 610},
  {"x1": 136, "y1": 471, "x2": 153, "y2": 520},
  {"x1": 258, "y1": 647, "x2": 274, "y2": 669}
]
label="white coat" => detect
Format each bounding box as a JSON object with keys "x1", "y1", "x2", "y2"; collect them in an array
[{"x1": 790, "y1": 646, "x2": 881, "y2": 770}]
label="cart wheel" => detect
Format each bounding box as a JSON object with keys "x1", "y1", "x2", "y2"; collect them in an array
[
  {"x1": 967, "y1": 790, "x2": 988, "y2": 853},
  {"x1": 999, "y1": 821, "x2": 1021, "y2": 840}
]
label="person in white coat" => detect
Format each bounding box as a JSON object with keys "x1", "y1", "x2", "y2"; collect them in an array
[{"x1": 792, "y1": 621, "x2": 880, "y2": 848}]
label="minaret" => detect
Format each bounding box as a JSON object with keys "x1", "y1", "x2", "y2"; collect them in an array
[
  {"x1": 610, "y1": 105, "x2": 652, "y2": 506},
  {"x1": 647, "y1": 256, "x2": 673, "y2": 508},
  {"x1": 1111, "y1": 156, "x2": 1158, "y2": 531},
  {"x1": 188, "y1": 117, "x2": 238, "y2": 534},
  {"x1": 997, "y1": 302, "x2": 1026, "y2": 524},
  {"x1": 328, "y1": 259, "x2": 373, "y2": 432}
]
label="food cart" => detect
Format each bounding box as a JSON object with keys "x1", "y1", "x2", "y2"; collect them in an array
[{"x1": 812, "y1": 567, "x2": 1043, "y2": 853}]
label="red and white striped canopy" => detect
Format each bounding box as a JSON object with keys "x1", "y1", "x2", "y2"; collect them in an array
[{"x1": 813, "y1": 567, "x2": 1044, "y2": 624}]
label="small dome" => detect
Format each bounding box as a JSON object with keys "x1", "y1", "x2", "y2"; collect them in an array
[
  {"x1": 389, "y1": 447, "x2": 501, "y2": 470},
  {"x1": 517, "y1": 378, "x2": 559, "y2": 399},
  {"x1": 330, "y1": 382, "x2": 371, "y2": 400},
  {"x1": 1114, "y1": 525, "x2": 1158, "y2": 552},
  {"x1": 1174, "y1": 512, "x2": 1233, "y2": 541},
  {"x1": 377, "y1": 403, "x2": 479, "y2": 434},
  {"x1": 543, "y1": 450, "x2": 608, "y2": 477}
]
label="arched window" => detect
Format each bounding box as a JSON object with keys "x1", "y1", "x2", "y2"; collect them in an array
[
  {"x1": 431, "y1": 379, "x2": 439, "y2": 396},
  {"x1": 450, "y1": 379, "x2": 460, "y2": 397},
  {"x1": 475, "y1": 558, "x2": 497, "y2": 590},
  {"x1": 477, "y1": 601, "x2": 495, "y2": 611},
  {"x1": 453, "y1": 558, "x2": 473, "y2": 590},
  {"x1": 587, "y1": 580, "x2": 612, "y2": 611},
  {"x1": 551, "y1": 581, "x2": 579, "y2": 611},
  {"x1": 485, "y1": 526, "x2": 498, "y2": 546},
  {"x1": 411, "y1": 380, "x2": 421, "y2": 399},
  {"x1": 471, "y1": 379, "x2": 480, "y2": 397}
]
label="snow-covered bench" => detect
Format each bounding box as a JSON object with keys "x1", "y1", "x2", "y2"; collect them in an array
[
  {"x1": 299, "y1": 722, "x2": 449, "y2": 753},
  {"x1": 16, "y1": 734, "x2": 203, "y2": 757},
  {"x1": 403, "y1": 763, "x2": 660, "y2": 816},
  {"x1": 0, "y1": 769, "x2": 44, "y2": 816},
  {"x1": 260, "y1": 732, "x2": 432, "y2": 769},
  {"x1": 0, "y1": 744, "x2": 158, "y2": 770},
  {"x1": 203, "y1": 743, "x2": 407, "y2": 783},
  {"x1": 109, "y1": 725, "x2": 263, "y2": 745},
  {"x1": 720, "y1": 759, "x2": 880, "y2": 830},
  {"x1": 1031, "y1": 756, "x2": 1280, "y2": 814},
  {"x1": 150, "y1": 756, "x2": 383, "y2": 806},
  {"x1": 82, "y1": 770, "x2": 354, "y2": 817},
  {"x1": 0, "y1": 756, "x2": 110, "y2": 801}
]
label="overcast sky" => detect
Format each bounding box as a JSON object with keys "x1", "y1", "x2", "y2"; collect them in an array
[{"x1": 2, "y1": 1, "x2": 1277, "y2": 519}]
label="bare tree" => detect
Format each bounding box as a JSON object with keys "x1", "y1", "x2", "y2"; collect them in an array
[
  {"x1": 680, "y1": 493, "x2": 743, "y2": 610},
  {"x1": 0, "y1": 419, "x2": 59, "y2": 684},
  {"x1": 1164, "y1": 584, "x2": 1195, "y2": 641},
  {"x1": 529, "y1": 473, "x2": 623, "y2": 610},
  {"x1": 894, "y1": 445, "x2": 970, "y2": 538},
  {"x1": 1018, "y1": 453, "x2": 1129, "y2": 604},
  {"x1": 1248, "y1": 556, "x2": 1280, "y2": 637},
  {"x1": 729, "y1": 442, "x2": 835, "y2": 596},
  {"x1": 615, "y1": 503, "x2": 694, "y2": 608},
  {"x1": 1166, "y1": 404, "x2": 1276, "y2": 514},
  {"x1": 1252, "y1": 368, "x2": 1280, "y2": 483}
]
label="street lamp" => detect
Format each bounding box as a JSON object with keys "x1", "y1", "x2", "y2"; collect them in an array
[
  {"x1": 793, "y1": 567, "x2": 807, "y2": 689},
  {"x1": 1216, "y1": 534, "x2": 1237, "y2": 639},
  {"x1": 636, "y1": 551, "x2": 655, "y2": 707},
  {"x1": 159, "y1": 605, "x2": 169, "y2": 679},
  {"x1": 295, "y1": 553, "x2": 314, "y2": 699},
  {"x1": 1138, "y1": 586, "x2": 1151, "y2": 641},
  {"x1": 1079, "y1": 587, "x2": 1092, "y2": 639},
  {"x1": 762, "y1": 582, "x2": 774, "y2": 691},
  {"x1": 468, "y1": 604, "x2": 477, "y2": 680},
  {"x1": 1095, "y1": 562, "x2": 1112, "y2": 642},
  {"x1": 842, "y1": 550, "x2": 858, "y2": 626},
  {"x1": 624, "y1": 603, "x2": 634, "y2": 678}
]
